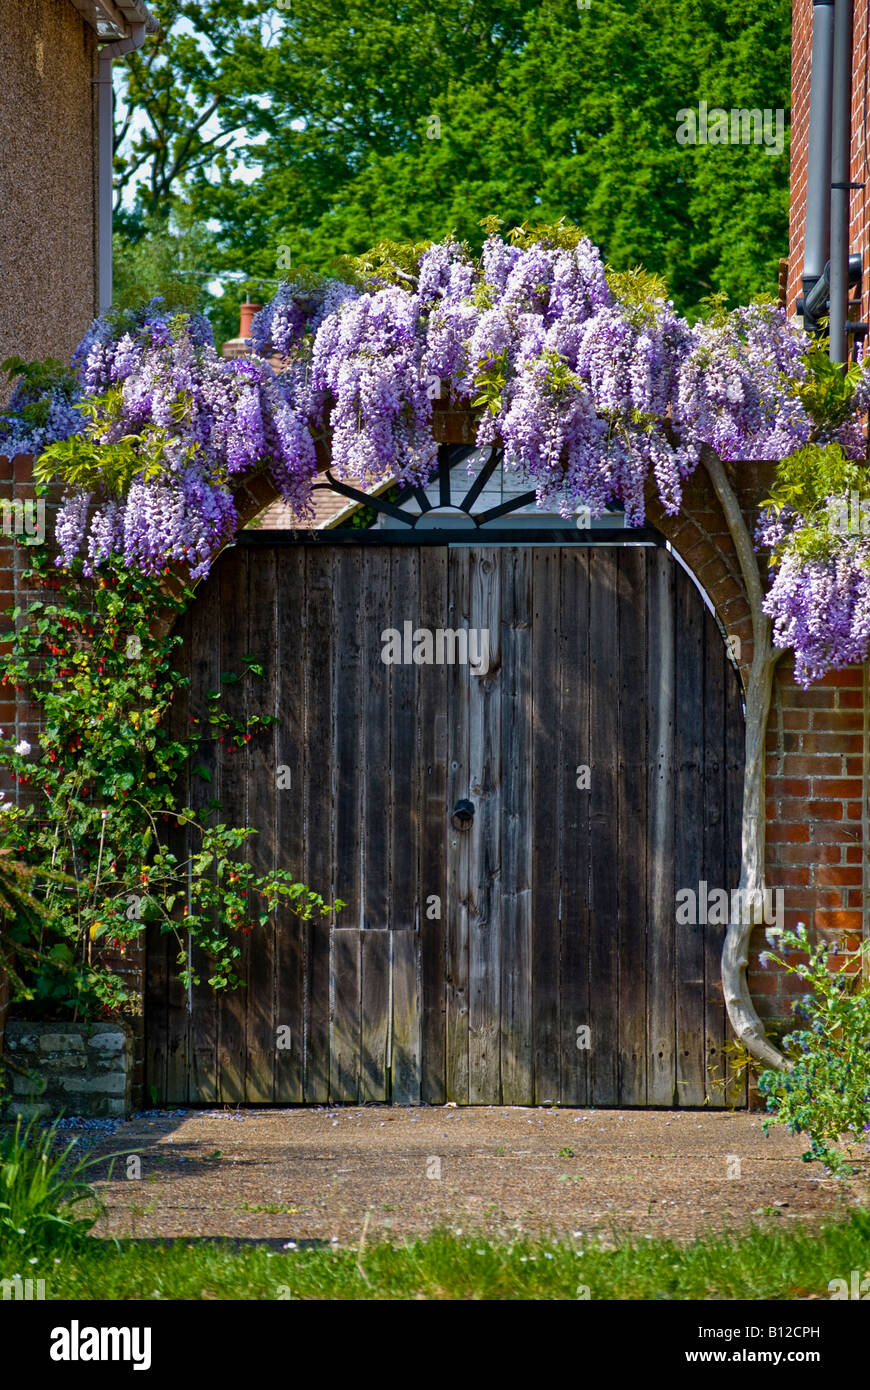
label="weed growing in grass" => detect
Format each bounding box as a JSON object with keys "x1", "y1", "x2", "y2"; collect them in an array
[{"x1": 0, "y1": 1115, "x2": 130, "y2": 1256}]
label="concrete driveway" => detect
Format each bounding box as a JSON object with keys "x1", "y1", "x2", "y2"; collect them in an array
[{"x1": 88, "y1": 1105, "x2": 867, "y2": 1247}]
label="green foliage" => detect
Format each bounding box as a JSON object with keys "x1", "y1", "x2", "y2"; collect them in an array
[
  {"x1": 761, "y1": 443, "x2": 870, "y2": 565},
  {"x1": 505, "y1": 216, "x2": 587, "y2": 252},
  {"x1": 758, "y1": 926, "x2": 870, "y2": 1175},
  {"x1": 0, "y1": 358, "x2": 79, "y2": 435},
  {"x1": 333, "y1": 239, "x2": 434, "y2": 290},
  {"x1": 2, "y1": 548, "x2": 338, "y2": 1016},
  {"x1": 792, "y1": 340, "x2": 868, "y2": 433},
  {"x1": 0, "y1": 1115, "x2": 121, "y2": 1254},
  {"x1": 606, "y1": 264, "x2": 672, "y2": 328},
  {"x1": 470, "y1": 349, "x2": 511, "y2": 417},
  {"x1": 1, "y1": 358, "x2": 78, "y2": 402},
  {"x1": 112, "y1": 4, "x2": 271, "y2": 229},
  {"x1": 112, "y1": 206, "x2": 240, "y2": 349},
  {"x1": 35, "y1": 412, "x2": 190, "y2": 498},
  {"x1": 693, "y1": 290, "x2": 732, "y2": 327},
  {"x1": 181, "y1": 0, "x2": 790, "y2": 316}
]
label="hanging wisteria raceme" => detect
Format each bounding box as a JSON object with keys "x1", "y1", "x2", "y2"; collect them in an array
[
  {"x1": 73, "y1": 298, "x2": 214, "y2": 393},
  {"x1": 10, "y1": 236, "x2": 870, "y2": 679},
  {"x1": 248, "y1": 278, "x2": 360, "y2": 361},
  {"x1": 761, "y1": 539, "x2": 870, "y2": 686},
  {"x1": 755, "y1": 483, "x2": 870, "y2": 686},
  {"x1": 309, "y1": 284, "x2": 437, "y2": 485},
  {"x1": 0, "y1": 363, "x2": 84, "y2": 457},
  {"x1": 50, "y1": 302, "x2": 320, "y2": 578},
  {"x1": 677, "y1": 303, "x2": 814, "y2": 461}
]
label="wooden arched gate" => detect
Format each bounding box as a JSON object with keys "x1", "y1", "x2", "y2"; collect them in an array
[{"x1": 147, "y1": 448, "x2": 746, "y2": 1107}]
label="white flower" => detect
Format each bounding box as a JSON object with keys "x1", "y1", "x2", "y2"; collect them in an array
[{"x1": 14, "y1": 740, "x2": 31, "y2": 757}]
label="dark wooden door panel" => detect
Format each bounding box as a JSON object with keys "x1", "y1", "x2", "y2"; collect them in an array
[{"x1": 148, "y1": 541, "x2": 745, "y2": 1107}]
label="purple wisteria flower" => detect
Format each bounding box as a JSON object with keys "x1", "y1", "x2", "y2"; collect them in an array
[
  {"x1": 54, "y1": 308, "x2": 321, "y2": 577},
  {"x1": 762, "y1": 542, "x2": 870, "y2": 686},
  {"x1": 22, "y1": 234, "x2": 870, "y2": 664}
]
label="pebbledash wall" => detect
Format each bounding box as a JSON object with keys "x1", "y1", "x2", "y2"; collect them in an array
[
  {"x1": 0, "y1": 0, "x2": 99, "y2": 399},
  {"x1": 2, "y1": 413, "x2": 869, "y2": 1101},
  {"x1": 787, "y1": 0, "x2": 870, "y2": 324}
]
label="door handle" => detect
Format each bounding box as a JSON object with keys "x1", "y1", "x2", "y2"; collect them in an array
[{"x1": 451, "y1": 799, "x2": 475, "y2": 829}]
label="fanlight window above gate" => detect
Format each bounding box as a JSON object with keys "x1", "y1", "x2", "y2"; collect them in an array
[{"x1": 312, "y1": 443, "x2": 652, "y2": 541}]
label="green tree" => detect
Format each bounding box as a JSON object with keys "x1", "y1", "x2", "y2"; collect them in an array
[
  {"x1": 117, "y1": 0, "x2": 791, "y2": 316},
  {"x1": 112, "y1": 0, "x2": 276, "y2": 232},
  {"x1": 112, "y1": 204, "x2": 241, "y2": 347}
]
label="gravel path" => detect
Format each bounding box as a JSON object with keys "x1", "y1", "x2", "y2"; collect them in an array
[{"x1": 87, "y1": 1106, "x2": 867, "y2": 1248}]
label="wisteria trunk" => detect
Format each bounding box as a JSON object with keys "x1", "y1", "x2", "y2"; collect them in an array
[{"x1": 701, "y1": 446, "x2": 790, "y2": 1072}]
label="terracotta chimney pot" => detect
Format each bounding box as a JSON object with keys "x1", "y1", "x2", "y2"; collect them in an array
[{"x1": 240, "y1": 301, "x2": 262, "y2": 340}]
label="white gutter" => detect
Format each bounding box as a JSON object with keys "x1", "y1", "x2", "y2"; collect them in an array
[{"x1": 93, "y1": 8, "x2": 157, "y2": 312}]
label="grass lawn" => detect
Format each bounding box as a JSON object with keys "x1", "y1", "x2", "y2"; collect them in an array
[{"x1": 6, "y1": 1209, "x2": 870, "y2": 1300}]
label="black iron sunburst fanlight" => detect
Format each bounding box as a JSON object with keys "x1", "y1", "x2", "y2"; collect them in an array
[
  {"x1": 314, "y1": 443, "x2": 539, "y2": 530},
  {"x1": 283, "y1": 440, "x2": 657, "y2": 547}
]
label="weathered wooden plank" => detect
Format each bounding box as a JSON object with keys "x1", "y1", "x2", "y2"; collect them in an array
[
  {"x1": 389, "y1": 548, "x2": 419, "y2": 938},
  {"x1": 362, "y1": 550, "x2": 391, "y2": 929},
  {"x1": 333, "y1": 548, "x2": 364, "y2": 932},
  {"x1": 331, "y1": 928, "x2": 361, "y2": 1102},
  {"x1": 350, "y1": 551, "x2": 392, "y2": 1099},
  {"x1": 418, "y1": 547, "x2": 449, "y2": 1103},
  {"x1": 445, "y1": 548, "x2": 471, "y2": 1102},
  {"x1": 147, "y1": 601, "x2": 189, "y2": 1103},
  {"x1": 215, "y1": 545, "x2": 250, "y2": 1104},
  {"x1": 360, "y1": 929, "x2": 391, "y2": 1101},
  {"x1": 391, "y1": 928, "x2": 421, "y2": 1103},
  {"x1": 702, "y1": 605, "x2": 727, "y2": 1105},
  {"x1": 559, "y1": 549, "x2": 591, "y2": 1106},
  {"x1": 646, "y1": 549, "x2": 677, "y2": 1105},
  {"x1": 674, "y1": 564, "x2": 707, "y2": 1106},
  {"x1": 529, "y1": 549, "x2": 559, "y2": 1104},
  {"x1": 274, "y1": 547, "x2": 306, "y2": 1102},
  {"x1": 302, "y1": 548, "x2": 334, "y2": 1103},
  {"x1": 467, "y1": 548, "x2": 502, "y2": 1104},
  {"x1": 587, "y1": 548, "x2": 620, "y2": 1105},
  {"x1": 185, "y1": 572, "x2": 222, "y2": 1104},
  {"x1": 616, "y1": 547, "x2": 648, "y2": 1106},
  {"x1": 244, "y1": 545, "x2": 278, "y2": 1102},
  {"x1": 144, "y1": 922, "x2": 170, "y2": 1106},
  {"x1": 389, "y1": 548, "x2": 421, "y2": 1105}
]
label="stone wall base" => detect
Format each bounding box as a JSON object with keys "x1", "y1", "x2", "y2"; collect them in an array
[{"x1": 1, "y1": 1022, "x2": 133, "y2": 1119}]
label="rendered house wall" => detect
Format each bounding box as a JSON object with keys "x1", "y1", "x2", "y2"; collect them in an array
[{"x1": 0, "y1": 0, "x2": 99, "y2": 397}]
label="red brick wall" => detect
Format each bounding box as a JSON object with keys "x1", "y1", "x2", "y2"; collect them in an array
[
  {"x1": 788, "y1": 0, "x2": 870, "y2": 329},
  {"x1": 783, "y1": 3, "x2": 870, "y2": 1035},
  {"x1": 754, "y1": 661, "x2": 869, "y2": 1022}
]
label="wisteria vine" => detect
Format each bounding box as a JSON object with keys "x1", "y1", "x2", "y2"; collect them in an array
[{"x1": 2, "y1": 230, "x2": 870, "y2": 681}]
